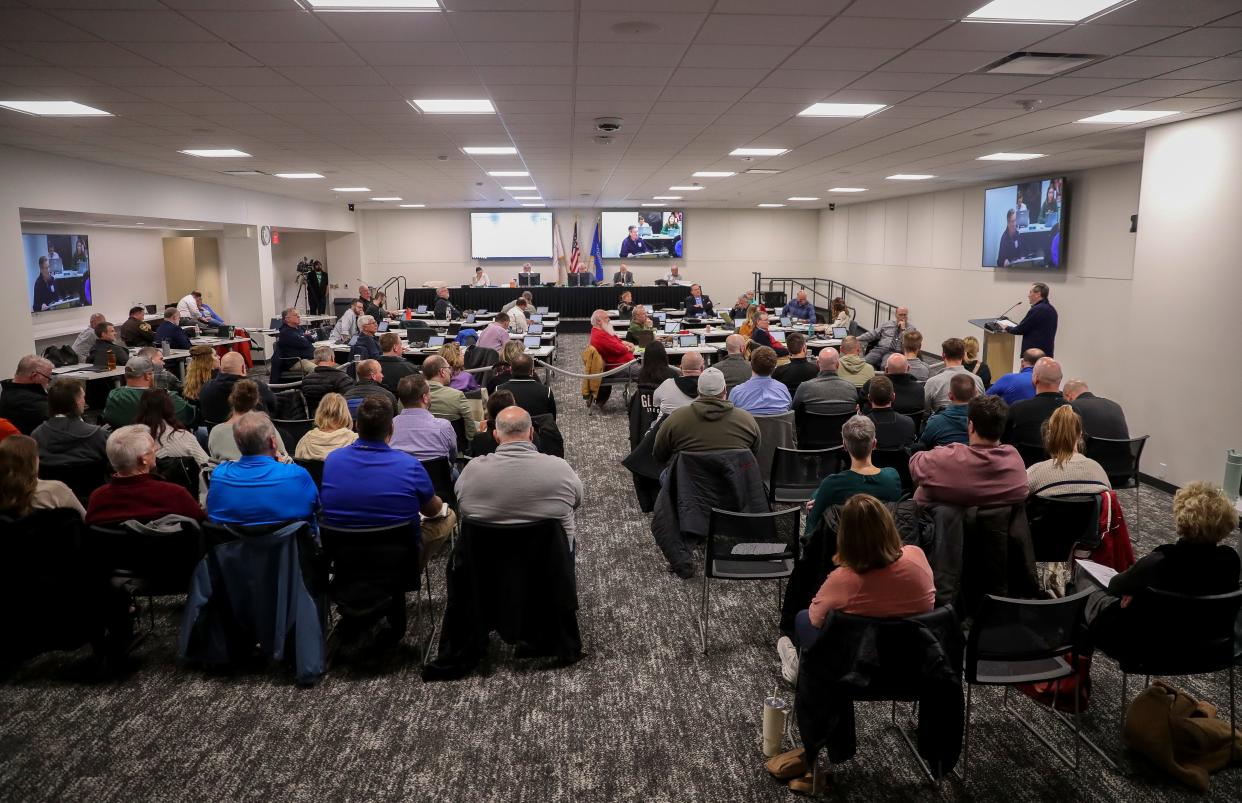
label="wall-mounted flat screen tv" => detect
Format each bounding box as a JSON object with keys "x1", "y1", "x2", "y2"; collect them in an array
[
  {"x1": 24, "y1": 233, "x2": 92, "y2": 313},
  {"x1": 982, "y1": 177, "x2": 1066, "y2": 269}
]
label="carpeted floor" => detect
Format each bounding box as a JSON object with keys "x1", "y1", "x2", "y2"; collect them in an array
[{"x1": 2, "y1": 332, "x2": 1240, "y2": 802}]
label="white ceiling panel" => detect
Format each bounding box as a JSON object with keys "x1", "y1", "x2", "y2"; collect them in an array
[
  {"x1": 1161, "y1": 57, "x2": 1242, "y2": 79},
  {"x1": 1132, "y1": 27, "x2": 1242, "y2": 56},
  {"x1": 1098, "y1": 0, "x2": 1242, "y2": 26},
  {"x1": 7, "y1": 42, "x2": 155, "y2": 68},
  {"x1": 783, "y1": 47, "x2": 903, "y2": 71},
  {"x1": 696, "y1": 14, "x2": 829, "y2": 45},
  {"x1": 878, "y1": 49, "x2": 1010, "y2": 74},
  {"x1": 668, "y1": 67, "x2": 769, "y2": 87},
  {"x1": 809, "y1": 17, "x2": 951, "y2": 49},
  {"x1": 448, "y1": 11, "x2": 573, "y2": 42},
  {"x1": 577, "y1": 12, "x2": 707, "y2": 44},
  {"x1": 919, "y1": 22, "x2": 1060, "y2": 52},
  {"x1": 1104, "y1": 78, "x2": 1229, "y2": 96},
  {"x1": 48, "y1": 10, "x2": 219, "y2": 42},
  {"x1": 184, "y1": 12, "x2": 336, "y2": 43},
  {"x1": 681, "y1": 44, "x2": 798, "y2": 69},
  {"x1": 1182, "y1": 80, "x2": 1242, "y2": 96},
  {"x1": 846, "y1": 72, "x2": 956, "y2": 92},
  {"x1": 576, "y1": 42, "x2": 689, "y2": 67},
  {"x1": 1032, "y1": 25, "x2": 1191, "y2": 54},
  {"x1": 360, "y1": 43, "x2": 469, "y2": 67},
  {"x1": 0, "y1": 10, "x2": 101, "y2": 42},
  {"x1": 177, "y1": 67, "x2": 293, "y2": 86},
  {"x1": 1071, "y1": 56, "x2": 1209, "y2": 78},
  {"x1": 1024, "y1": 75, "x2": 1139, "y2": 95},
  {"x1": 760, "y1": 69, "x2": 867, "y2": 89}
]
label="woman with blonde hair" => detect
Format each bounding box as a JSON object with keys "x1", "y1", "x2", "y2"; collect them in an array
[
  {"x1": 294, "y1": 392, "x2": 357, "y2": 461},
  {"x1": 738, "y1": 304, "x2": 759, "y2": 339},
  {"x1": 438, "y1": 342, "x2": 479, "y2": 392},
  {"x1": 181, "y1": 344, "x2": 217, "y2": 402},
  {"x1": 486, "y1": 339, "x2": 525, "y2": 394},
  {"x1": 1027, "y1": 406, "x2": 1110, "y2": 498},
  {"x1": 961, "y1": 335, "x2": 992, "y2": 389},
  {"x1": 0, "y1": 434, "x2": 84, "y2": 518}
]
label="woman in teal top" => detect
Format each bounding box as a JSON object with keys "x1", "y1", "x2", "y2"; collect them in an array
[{"x1": 805, "y1": 415, "x2": 904, "y2": 538}]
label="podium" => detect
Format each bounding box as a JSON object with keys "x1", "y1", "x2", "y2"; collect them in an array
[{"x1": 968, "y1": 318, "x2": 1015, "y2": 380}]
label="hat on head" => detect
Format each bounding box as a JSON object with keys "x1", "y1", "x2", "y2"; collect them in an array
[
  {"x1": 697, "y1": 367, "x2": 726, "y2": 397},
  {"x1": 125, "y1": 356, "x2": 154, "y2": 378}
]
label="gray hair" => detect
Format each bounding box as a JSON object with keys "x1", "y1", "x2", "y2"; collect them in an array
[
  {"x1": 15, "y1": 355, "x2": 52, "y2": 378},
  {"x1": 495, "y1": 406, "x2": 532, "y2": 438},
  {"x1": 125, "y1": 355, "x2": 155, "y2": 379},
  {"x1": 282, "y1": 307, "x2": 298, "y2": 322},
  {"x1": 233, "y1": 411, "x2": 277, "y2": 457},
  {"x1": 357, "y1": 314, "x2": 376, "y2": 328},
  {"x1": 314, "y1": 345, "x2": 336, "y2": 363},
  {"x1": 841, "y1": 415, "x2": 876, "y2": 461},
  {"x1": 106, "y1": 424, "x2": 154, "y2": 473}
]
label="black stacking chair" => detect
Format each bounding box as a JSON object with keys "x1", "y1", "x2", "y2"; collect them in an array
[
  {"x1": 294, "y1": 458, "x2": 325, "y2": 489},
  {"x1": 1014, "y1": 442, "x2": 1048, "y2": 468},
  {"x1": 38, "y1": 460, "x2": 110, "y2": 506},
  {"x1": 88, "y1": 520, "x2": 205, "y2": 632},
  {"x1": 156, "y1": 455, "x2": 201, "y2": 499},
  {"x1": 768, "y1": 447, "x2": 843, "y2": 505},
  {"x1": 1084, "y1": 435, "x2": 1149, "y2": 528},
  {"x1": 871, "y1": 447, "x2": 912, "y2": 494},
  {"x1": 1025, "y1": 492, "x2": 1102, "y2": 572},
  {"x1": 419, "y1": 456, "x2": 457, "y2": 510},
  {"x1": 796, "y1": 410, "x2": 854, "y2": 450},
  {"x1": 274, "y1": 419, "x2": 315, "y2": 454}
]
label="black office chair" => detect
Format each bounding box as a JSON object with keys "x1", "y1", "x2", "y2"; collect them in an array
[
  {"x1": 871, "y1": 447, "x2": 913, "y2": 494},
  {"x1": 294, "y1": 458, "x2": 325, "y2": 489},
  {"x1": 156, "y1": 455, "x2": 201, "y2": 499},
  {"x1": 1084, "y1": 435, "x2": 1149, "y2": 528},
  {"x1": 274, "y1": 419, "x2": 315, "y2": 455},
  {"x1": 419, "y1": 456, "x2": 457, "y2": 510},
  {"x1": 768, "y1": 447, "x2": 843, "y2": 506},
  {"x1": 88, "y1": 520, "x2": 205, "y2": 632},
  {"x1": 700, "y1": 507, "x2": 801, "y2": 654},
  {"x1": 1015, "y1": 442, "x2": 1049, "y2": 468},
  {"x1": 795, "y1": 409, "x2": 854, "y2": 450},
  {"x1": 38, "y1": 460, "x2": 110, "y2": 506}
]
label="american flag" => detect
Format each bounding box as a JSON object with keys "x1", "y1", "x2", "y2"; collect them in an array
[{"x1": 568, "y1": 220, "x2": 581, "y2": 274}]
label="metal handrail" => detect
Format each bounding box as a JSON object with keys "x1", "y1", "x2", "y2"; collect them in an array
[
  {"x1": 376, "y1": 275, "x2": 407, "y2": 309},
  {"x1": 751, "y1": 273, "x2": 900, "y2": 331}
]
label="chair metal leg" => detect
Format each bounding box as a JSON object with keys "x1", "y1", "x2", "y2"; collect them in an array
[
  {"x1": 963, "y1": 683, "x2": 972, "y2": 784},
  {"x1": 1232, "y1": 665, "x2": 1237, "y2": 764},
  {"x1": 1120, "y1": 672, "x2": 1127, "y2": 744},
  {"x1": 699, "y1": 571, "x2": 709, "y2": 655}
]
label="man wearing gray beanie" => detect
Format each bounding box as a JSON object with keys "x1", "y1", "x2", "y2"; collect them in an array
[{"x1": 652, "y1": 367, "x2": 761, "y2": 463}]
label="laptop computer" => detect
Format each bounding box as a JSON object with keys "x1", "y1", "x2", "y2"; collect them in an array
[
  {"x1": 664, "y1": 321, "x2": 679, "y2": 333},
  {"x1": 537, "y1": 306, "x2": 549, "y2": 315},
  {"x1": 465, "y1": 313, "x2": 476, "y2": 325},
  {"x1": 416, "y1": 304, "x2": 428, "y2": 314},
  {"x1": 653, "y1": 313, "x2": 666, "y2": 325},
  {"x1": 832, "y1": 326, "x2": 848, "y2": 339},
  {"x1": 645, "y1": 305, "x2": 655, "y2": 313},
  {"x1": 447, "y1": 322, "x2": 461, "y2": 336},
  {"x1": 377, "y1": 320, "x2": 389, "y2": 332},
  {"x1": 527, "y1": 324, "x2": 543, "y2": 334},
  {"x1": 269, "y1": 317, "x2": 281, "y2": 330},
  {"x1": 523, "y1": 335, "x2": 542, "y2": 348},
  {"x1": 678, "y1": 334, "x2": 699, "y2": 348},
  {"x1": 426, "y1": 335, "x2": 445, "y2": 347},
  {"x1": 771, "y1": 330, "x2": 786, "y2": 343},
  {"x1": 529, "y1": 314, "x2": 541, "y2": 323},
  {"x1": 780, "y1": 316, "x2": 791, "y2": 328}
]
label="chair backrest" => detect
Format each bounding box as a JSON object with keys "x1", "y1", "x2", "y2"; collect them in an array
[
  {"x1": 811, "y1": 606, "x2": 962, "y2": 698},
  {"x1": 870, "y1": 447, "x2": 912, "y2": 494},
  {"x1": 449, "y1": 417, "x2": 469, "y2": 454},
  {"x1": 38, "y1": 461, "x2": 110, "y2": 505},
  {"x1": 753, "y1": 411, "x2": 796, "y2": 485},
  {"x1": 319, "y1": 521, "x2": 422, "y2": 614},
  {"x1": 156, "y1": 455, "x2": 200, "y2": 499},
  {"x1": 419, "y1": 456, "x2": 457, "y2": 509},
  {"x1": 796, "y1": 410, "x2": 854, "y2": 450},
  {"x1": 768, "y1": 446, "x2": 843, "y2": 504},
  {"x1": 294, "y1": 458, "x2": 325, "y2": 488},
  {"x1": 628, "y1": 387, "x2": 659, "y2": 449},
  {"x1": 271, "y1": 387, "x2": 308, "y2": 420},
  {"x1": 965, "y1": 589, "x2": 1092, "y2": 682},
  {"x1": 1024, "y1": 493, "x2": 1101, "y2": 562},
  {"x1": 274, "y1": 419, "x2": 315, "y2": 454},
  {"x1": 88, "y1": 520, "x2": 205, "y2": 596},
  {"x1": 463, "y1": 345, "x2": 500, "y2": 389},
  {"x1": 705, "y1": 506, "x2": 801, "y2": 573},
  {"x1": 1118, "y1": 587, "x2": 1242, "y2": 674},
  {"x1": 1084, "y1": 435, "x2": 1148, "y2": 489},
  {"x1": 1014, "y1": 442, "x2": 1048, "y2": 468}
]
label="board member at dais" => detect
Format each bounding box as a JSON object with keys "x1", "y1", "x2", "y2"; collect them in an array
[{"x1": 619, "y1": 225, "x2": 652, "y2": 258}]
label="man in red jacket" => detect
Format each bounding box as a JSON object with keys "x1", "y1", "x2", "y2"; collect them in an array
[
  {"x1": 588, "y1": 309, "x2": 638, "y2": 406},
  {"x1": 85, "y1": 425, "x2": 205, "y2": 525}
]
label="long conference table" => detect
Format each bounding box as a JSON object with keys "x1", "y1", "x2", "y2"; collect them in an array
[{"x1": 400, "y1": 286, "x2": 690, "y2": 318}]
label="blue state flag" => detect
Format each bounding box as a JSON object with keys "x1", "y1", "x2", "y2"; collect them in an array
[{"x1": 590, "y1": 220, "x2": 604, "y2": 283}]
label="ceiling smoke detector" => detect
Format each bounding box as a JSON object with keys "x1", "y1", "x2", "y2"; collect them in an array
[
  {"x1": 595, "y1": 117, "x2": 622, "y2": 133},
  {"x1": 1016, "y1": 99, "x2": 1044, "y2": 112}
]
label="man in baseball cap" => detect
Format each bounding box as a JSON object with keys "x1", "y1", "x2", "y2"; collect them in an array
[{"x1": 653, "y1": 367, "x2": 761, "y2": 463}]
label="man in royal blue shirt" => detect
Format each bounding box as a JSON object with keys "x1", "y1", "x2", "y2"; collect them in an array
[
  {"x1": 207, "y1": 412, "x2": 319, "y2": 526},
  {"x1": 987, "y1": 347, "x2": 1044, "y2": 405},
  {"x1": 155, "y1": 308, "x2": 192, "y2": 350},
  {"x1": 999, "y1": 282, "x2": 1058, "y2": 356}
]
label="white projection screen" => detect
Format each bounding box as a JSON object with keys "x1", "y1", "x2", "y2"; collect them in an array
[{"x1": 470, "y1": 211, "x2": 553, "y2": 259}]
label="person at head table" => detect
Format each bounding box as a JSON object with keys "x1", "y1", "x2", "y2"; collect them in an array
[
  {"x1": 996, "y1": 209, "x2": 1023, "y2": 267},
  {"x1": 619, "y1": 226, "x2": 652, "y2": 259},
  {"x1": 32, "y1": 256, "x2": 60, "y2": 312},
  {"x1": 612, "y1": 263, "x2": 635, "y2": 286},
  {"x1": 472, "y1": 266, "x2": 491, "y2": 287}
]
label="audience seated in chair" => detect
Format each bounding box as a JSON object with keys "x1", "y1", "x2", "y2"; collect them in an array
[
  {"x1": 805, "y1": 415, "x2": 903, "y2": 540},
  {"x1": 0, "y1": 355, "x2": 52, "y2": 434},
  {"x1": 1081, "y1": 482, "x2": 1240, "y2": 657},
  {"x1": 373, "y1": 332, "x2": 415, "y2": 395},
  {"x1": 778, "y1": 494, "x2": 935, "y2": 681},
  {"x1": 730, "y1": 346, "x2": 792, "y2": 416},
  {"x1": 635, "y1": 340, "x2": 679, "y2": 390},
  {"x1": 439, "y1": 342, "x2": 479, "y2": 393},
  {"x1": 344, "y1": 358, "x2": 397, "y2": 415},
  {"x1": 293, "y1": 392, "x2": 358, "y2": 462},
  {"x1": 897, "y1": 329, "x2": 930, "y2": 381},
  {"x1": 988, "y1": 348, "x2": 1043, "y2": 406},
  {"x1": 301, "y1": 345, "x2": 354, "y2": 415},
  {"x1": 486, "y1": 340, "x2": 524, "y2": 394},
  {"x1": 792, "y1": 348, "x2": 858, "y2": 416},
  {"x1": 391, "y1": 375, "x2": 457, "y2": 462},
  {"x1": 90, "y1": 320, "x2": 130, "y2": 369},
  {"x1": 422, "y1": 355, "x2": 477, "y2": 438},
  {"x1": 864, "y1": 376, "x2": 915, "y2": 449},
  {"x1": 32, "y1": 378, "x2": 108, "y2": 468},
  {"x1": 923, "y1": 338, "x2": 984, "y2": 414},
  {"x1": 1063, "y1": 378, "x2": 1130, "y2": 440},
  {"x1": 102, "y1": 356, "x2": 195, "y2": 430},
  {"x1": 860, "y1": 306, "x2": 913, "y2": 369},
  {"x1": 469, "y1": 389, "x2": 516, "y2": 457},
  {"x1": 71, "y1": 312, "x2": 106, "y2": 362},
  {"x1": 1003, "y1": 357, "x2": 1069, "y2": 445},
  {"x1": 862, "y1": 353, "x2": 924, "y2": 417},
  {"x1": 207, "y1": 411, "x2": 318, "y2": 527},
  {"x1": 909, "y1": 395, "x2": 1027, "y2": 507},
  {"x1": 836, "y1": 336, "x2": 875, "y2": 389},
  {"x1": 749, "y1": 312, "x2": 789, "y2": 358},
  {"x1": 0, "y1": 434, "x2": 84, "y2": 519},
  {"x1": 180, "y1": 344, "x2": 217, "y2": 406},
  {"x1": 349, "y1": 315, "x2": 382, "y2": 362},
  {"x1": 456, "y1": 406, "x2": 584, "y2": 552},
  {"x1": 135, "y1": 347, "x2": 183, "y2": 394},
  {"x1": 917, "y1": 374, "x2": 978, "y2": 449},
  {"x1": 198, "y1": 352, "x2": 276, "y2": 424},
  {"x1": 626, "y1": 305, "x2": 655, "y2": 344},
  {"x1": 587, "y1": 309, "x2": 639, "y2": 407},
  {"x1": 322, "y1": 396, "x2": 455, "y2": 575},
  {"x1": 85, "y1": 425, "x2": 204, "y2": 526},
  {"x1": 1026, "y1": 406, "x2": 1111, "y2": 498},
  {"x1": 135, "y1": 387, "x2": 209, "y2": 468},
  {"x1": 208, "y1": 380, "x2": 289, "y2": 463},
  {"x1": 273, "y1": 307, "x2": 316, "y2": 382},
  {"x1": 961, "y1": 336, "x2": 992, "y2": 390},
  {"x1": 773, "y1": 332, "x2": 817, "y2": 397},
  {"x1": 716, "y1": 334, "x2": 752, "y2": 389},
  {"x1": 498, "y1": 353, "x2": 556, "y2": 419},
  {"x1": 652, "y1": 351, "x2": 703, "y2": 417},
  {"x1": 476, "y1": 312, "x2": 510, "y2": 353},
  {"x1": 652, "y1": 368, "x2": 761, "y2": 464}
]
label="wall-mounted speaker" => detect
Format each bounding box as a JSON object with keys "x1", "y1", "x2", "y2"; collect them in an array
[{"x1": 1129, "y1": 214, "x2": 1138, "y2": 233}]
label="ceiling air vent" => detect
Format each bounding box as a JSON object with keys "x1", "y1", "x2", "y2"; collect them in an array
[{"x1": 982, "y1": 52, "x2": 1098, "y2": 76}]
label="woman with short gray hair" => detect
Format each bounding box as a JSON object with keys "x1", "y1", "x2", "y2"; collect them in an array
[{"x1": 803, "y1": 415, "x2": 903, "y2": 540}]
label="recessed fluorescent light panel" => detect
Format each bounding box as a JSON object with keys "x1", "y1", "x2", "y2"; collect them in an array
[
  {"x1": 274, "y1": 172, "x2": 324, "y2": 179},
  {"x1": 0, "y1": 100, "x2": 111, "y2": 116},
  {"x1": 692, "y1": 171, "x2": 736, "y2": 177},
  {"x1": 829, "y1": 187, "x2": 867, "y2": 193},
  {"x1": 758, "y1": 203, "x2": 786, "y2": 208},
  {"x1": 978, "y1": 152, "x2": 1045, "y2": 161},
  {"x1": 306, "y1": 0, "x2": 440, "y2": 8},
  {"x1": 1077, "y1": 109, "x2": 1177, "y2": 124},
  {"x1": 641, "y1": 203, "x2": 666, "y2": 207},
  {"x1": 488, "y1": 170, "x2": 529, "y2": 177},
  {"x1": 652, "y1": 196, "x2": 682, "y2": 200},
  {"x1": 730, "y1": 147, "x2": 788, "y2": 157},
  {"x1": 332, "y1": 187, "x2": 371, "y2": 192},
  {"x1": 966, "y1": 0, "x2": 1131, "y2": 24},
  {"x1": 409, "y1": 98, "x2": 495, "y2": 114},
  {"x1": 180, "y1": 148, "x2": 250, "y2": 158},
  {"x1": 886, "y1": 174, "x2": 935, "y2": 180},
  {"x1": 513, "y1": 196, "x2": 541, "y2": 200},
  {"x1": 787, "y1": 197, "x2": 820, "y2": 201},
  {"x1": 668, "y1": 186, "x2": 704, "y2": 191},
  {"x1": 371, "y1": 196, "x2": 402, "y2": 201},
  {"x1": 462, "y1": 146, "x2": 517, "y2": 155},
  {"x1": 520, "y1": 203, "x2": 545, "y2": 207},
  {"x1": 222, "y1": 170, "x2": 264, "y2": 176},
  {"x1": 745, "y1": 169, "x2": 782, "y2": 175},
  {"x1": 502, "y1": 185, "x2": 536, "y2": 191},
  {"x1": 399, "y1": 204, "x2": 426, "y2": 208},
  {"x1": 798, "y1": 102, "x2": 887, "y2": 118}
]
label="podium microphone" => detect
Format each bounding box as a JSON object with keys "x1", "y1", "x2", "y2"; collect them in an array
[{"x1": 996, "y1": 301, "x2": 1023, "y2": 322}]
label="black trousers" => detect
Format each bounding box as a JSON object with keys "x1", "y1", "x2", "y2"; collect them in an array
[{"x1": 307, "y1": 292, "x2": 327, "y2": 315}]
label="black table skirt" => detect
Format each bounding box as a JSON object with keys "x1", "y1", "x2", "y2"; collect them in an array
[{"x1": 401, "y1": 286, "x2": 690, "y2": 318}]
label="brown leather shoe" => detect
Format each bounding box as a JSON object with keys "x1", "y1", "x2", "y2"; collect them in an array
[{"x1": 788, "y1": 771, "x2": 830, "y2": 795}]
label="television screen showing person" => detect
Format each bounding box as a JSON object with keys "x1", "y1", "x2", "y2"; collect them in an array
[{"x1": 619, "y1": 225, "x2": 652, "y2": 258}]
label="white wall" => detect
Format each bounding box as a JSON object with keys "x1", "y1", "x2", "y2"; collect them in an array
[
  {"x1": 358, "y1": 207, "x2": 820, "y2": 305},
  {"x1": 271, "y1": 231, "x2": 328, "y2": 312},
  {"x1": 817, "y1": 162, "x2": 1142, "y2": 405},
  {"x1": 1126, "y1": 109, "x2": 1242, "y2": 488}
]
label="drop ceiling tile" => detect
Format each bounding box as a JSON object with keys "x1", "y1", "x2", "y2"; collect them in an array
[
  {"x1": 310, "y1": 85, "x2": 403, "y2": 101},
  {"x1": 176, "y1": 67, "x2": 294, "y2": 86},
  {"x1": 573, "y1": 84, "x2": 658, "y2": 101},
  {"x1": 759, "y1": 69, "x2": 867, "y2": 89},
  {"x1": 784, "y1": 47, "x2": 902, "y2": 71},
  {"x1": 741, "y1": 86, "x2": 837, "y2": 103},
  {"x1": 317, "y1": 12, "x2": 454, "y2": 43},
  {"x1": 1072, "y1": 55, "x2": 1209, "y2": 78},
  {"x1": 277, "y1": 66, "x2": 387, "y2": 86},
  {"x1": 681, "y1": 44, "x2": 797, "y2": 69},
  {"x1": 846, "y1": 72, "x2": 957, "y2": 91},
  {"x1": 576, "y1": 42, "x2": 689, "y2": 67},
  {"x1": 1161, "y1": 57, "x2": 1242, "y2": 80},
  {"x1": 359, "y1": 43, "x2": 469, "y2": 67},
  {"x1": 905, "y1": 91, "x2": 998, "y2": 107},
  {"x1": 1181, "y1": 80, "x2": 1242, "y2": 97},
  {"x1": 1103, "y1": 78, "x2": 1228, "y2": 96},
  {"x1": 877, "y1": 49, "x2": 1009, "y2": 73},
  {"x1": 696, "y1": 14, "x2": 830, "y2": 45},
  {"x1": 488, "y1": 84, "x2": 572, "y2": 101},
  {"x1": 449, "y1": 11, "x2": 574, "y2": 42},
  {"x1": 918, "y1": 22, "x2": 1058, "y2": 52},
  {"x1": 1052, "y1": 95, "x2": 1161, "y2": 110},
  {"x1": 7, "y1": 42, "x2": 155, "y2": 68},
  {"x1": 933, "y1": 74, "x2": 1045, "y2": 94},
  {"x1": 809, "y1": 16, "x2": 951, "y2": 49},
  {"x1": 220, "y1": 85, "x2": 321, "y2": 102},
  {"x1": 47, "y1": 10, "x2": 219, "y2": 42},
  {"x1": 475, "y1": 65, "x2": 577, "y2": 84},
  {"x1": 1133, "y1": 26, "x2": 1242, "y2": 56},
  {"x1": 1097, "y1": 0, "x2": 1242, "y2": 27},
  {"x1": 235, "y1": 43, "x2": 365, "y2": 67},
  {"x1": 1209, "y1": 11, "x2": 1242, "y2": 25},
  {"x1": 1031, "y1": 24, "x2": 1191, "y2": 55},
  {"x1": 184, "y1": 11, "x2": 336, "y2": 43},
  {"x1": 129, "y1": 84, "x2": 234, "y2": 102},
  {"x1": 1022, "y1": 75, "x2": 1138, "y2": 95}
]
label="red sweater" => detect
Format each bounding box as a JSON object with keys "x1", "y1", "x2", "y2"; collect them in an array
[
  {"x1": 85, "y1": 473, "x2": 206, "y2": 525},
  {"x1": 590, "y1": 326, "x2": 634, "y2": 367}
]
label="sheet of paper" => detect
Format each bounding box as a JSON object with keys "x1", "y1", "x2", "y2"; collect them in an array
[{"x1": 1077, "y1": 559, "x2": 1117, "y2": 588}]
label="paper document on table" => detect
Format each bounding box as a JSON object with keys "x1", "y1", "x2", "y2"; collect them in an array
[
  {"x1": 996, "y1": 318, "x2": 1015, "y2": 327},
  {"x1": 1077, "y1": 559, "x2": 1117, "y2": 588}
]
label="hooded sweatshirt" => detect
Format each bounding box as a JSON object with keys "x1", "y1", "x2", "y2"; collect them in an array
[
  {"x1": 652, "y1": 396, "x2": 761, "y2": 463},
  {"x1": 31, "y1": 415, "x2": 109, "y2": 468},
  {"x1": 838, "y1": 353, "x2": 876, "y2": 388}
]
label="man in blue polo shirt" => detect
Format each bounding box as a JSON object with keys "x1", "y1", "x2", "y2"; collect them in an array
[
  {"x1": 207, "y1": 412, "x2": 319, "y2": 526},
  {"x1": 988, "y1": 348, "x2": 1043, "y2": 405},
  {"x1": 155, "y1": 308, "x2": 192, "y2": 350}
]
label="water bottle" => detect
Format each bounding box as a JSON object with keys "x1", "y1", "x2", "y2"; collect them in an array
[{"x1": 161, "y1": 340, "x2": 171, "y2": 358}]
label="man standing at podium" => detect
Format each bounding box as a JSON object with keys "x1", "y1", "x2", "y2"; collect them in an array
[{"x1": 999, "y1": 283, "x2": 1057, "y2": 357}]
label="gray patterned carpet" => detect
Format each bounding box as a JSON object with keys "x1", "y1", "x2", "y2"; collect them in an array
[{"x1": 2, "y1": 333, "x2": 1240, "y2": 802}]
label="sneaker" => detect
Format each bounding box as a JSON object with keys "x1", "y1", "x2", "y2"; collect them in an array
[{"x1": 777, "y1": 636, "x2": 799, "y2": 684}]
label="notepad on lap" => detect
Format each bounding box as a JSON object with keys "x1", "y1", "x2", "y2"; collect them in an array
[{"x1": 1076, "y1": 559, "x2": 1117, "y2": 588}]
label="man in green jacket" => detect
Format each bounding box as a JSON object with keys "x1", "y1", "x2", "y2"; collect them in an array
[
  {"x1": 102, "y1": 356, "x2": 196, "y2": 429},
  {"x1": 653, "y1": 367, "x2": 760, "y2": 463}
]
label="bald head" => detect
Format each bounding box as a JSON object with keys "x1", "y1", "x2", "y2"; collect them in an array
[
  {"x1": 356, "y1": 359, "x2": 380, "y2": 381},
  {"x1": 220, "y1": 352, "x2": 245, "y2": 376},
  {"x1": 1021, "y1": 348, "x2": 1045, "y2": 367},
  {"x1": 680, "y1": 351, "x2": 705, "y2": 375},
  {"x1": 1033, "y1": 357, "x2": 1063, "y2": 392},
  {"x1": 817, "y1": 347, "x2": 840, "y2": 372},
  {"x1": 839, "y1": 335, "x2": 861, "y2": 356},
  {"x1": 495, "y1": 405, "x2": 533, "y2": 444},
  {"x1": 885, "y1": 353, "x2": 908, "y2": 375},
  {"x1": 725, "y1": 334, "x2": 745, "y2": 355},
  {"x1": 1063, "y1": 378, "x2": 1089, "y2": 401}
]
